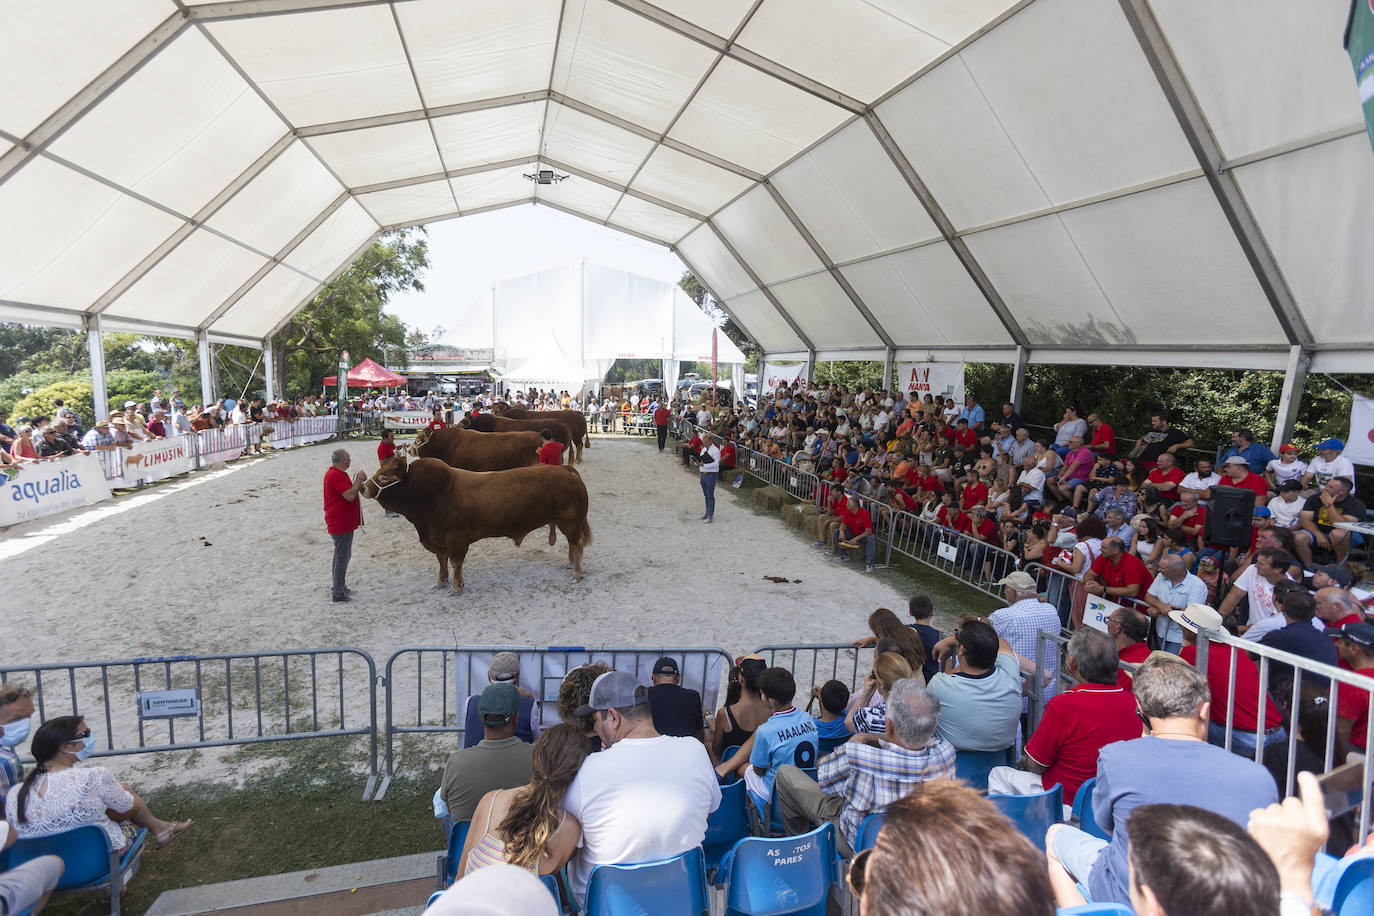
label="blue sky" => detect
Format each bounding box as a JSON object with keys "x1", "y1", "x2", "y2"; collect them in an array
[{"x1": 383, "y1": 204, "x2": 687, "y2": 342}]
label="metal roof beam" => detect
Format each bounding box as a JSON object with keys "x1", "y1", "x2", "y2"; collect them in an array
[
  {"x1": 707, "y1": 221, "x2": 814, "y2": 352},
  {"x1": 293, "y1": 92, "x2": 546, "y2": 138},
  {"x1": 864, "y1": 112, "x2": 1030, "y2": 349},
  {"x1": 533, "y1": 198, "x2": 673, "y2": 249},
  {"x1": 183, "y1": 0, "x2": 413, "y2": 22},
  {"x1": 762, "y1": 181, "x2": 894, "y2": 349},
  {"x1": 1117, "y1": 0, "x2": 1312, "y2": 346}
]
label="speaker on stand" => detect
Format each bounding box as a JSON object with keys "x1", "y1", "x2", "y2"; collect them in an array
[{"x1": 1203, "y1": 485, "x2": 1257, "y2": 548}]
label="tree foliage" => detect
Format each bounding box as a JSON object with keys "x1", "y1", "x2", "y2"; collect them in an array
[{"x1": 679, "y1": 270, "x2": 753, "y2": 358}]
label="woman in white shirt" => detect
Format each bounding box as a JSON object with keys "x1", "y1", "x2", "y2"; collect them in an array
[{"x1": 6, "y1": 716, "x2": 191, "y2": 852}]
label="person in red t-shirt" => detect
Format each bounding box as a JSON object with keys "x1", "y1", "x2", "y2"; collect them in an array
[
  {"x1": 377, "y1": 429, "x2": 400, "y2": 517},
  {"x1": 1107, "y1": 607, "x2": 1152, "y2": 681},
  {"x1": 324, "y1": 449, "x2": 367, "y2": 603},
  {"x1": 1144, "y1": 452, "x2": 1184, "y2": 503},
  {"x1": 1084, "y1": 537, "x2": 1151, "y2": 605},
  {"x1": 959, "y1": 468, "x2": 989, "y2": 511},
  {"x1": 1219, "y1": 456, "x2": 1270, "y2": 506},
  {"x1": 1333, "y1": 622, "x2": 1374, "y2": 748},
  {"x1": 1167, "y1": 491, "x2": 1207, "y2": 550},
  {"x1": 833, "y1": 495, "x2": 876, "y2": 571},
  {"x1": 719, "y1": 438, "x2": 736, "y2": 471},
  {"x1": 682, "y1": 432, "x2": 703, "y2": 466},
  {"x1": 426, "y1": 407, "x2": 447, "y2": 432},
  {"x1": 538, "y1": 428, "x2": 563, "y2": 465},
  {"x1": 815, "y1": 488, "x2": 849, "y2": 549},
  {"x1": 987, "y1": 628, "x2": 1139, "y2": 804},
  {"x1": 1173, "y1": 604, "x2": 1284, "y2": 754},
  {"x1": 1087, "y1": 412, "x2": 1115, "y2": 457},
  {"x1": 652, "y1": 402, "x2": 671, "y2": 451},
  {"x1": 951, "y1": 419, "x2": 978, "y2": 450}
]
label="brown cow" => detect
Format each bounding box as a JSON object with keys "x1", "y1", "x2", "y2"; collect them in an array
[
  {"x1": 459, "y1": 414, "x2": 573, "y2": 463},
  {"x1": 360, "y1": 455, "x2": 591, "y2": 593},
  {"x1": 410, "y1": 426, "x2": 539, "y2": 471},
  {"x1": 494, "y1": 405, "x2": 590, "y2": 462}
]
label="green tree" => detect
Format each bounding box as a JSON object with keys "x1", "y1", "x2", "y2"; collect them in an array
[
  {"x1": 268, "y1": 228, "x2": 429, "y2": 394},
  {"x1": 678, "y1": 271, "x2": 753, "y2": 356}
]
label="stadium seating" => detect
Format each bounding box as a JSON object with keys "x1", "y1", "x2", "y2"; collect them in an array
[
  {"x1": 988, "y1": 784, "x2": 1063, "y2": 853},
  {"x1": 0, "y1": 824, "x2": 148, "y2": 916},
  {"x1": 719, "y1": 823, "x2": 839, "y2": 916},
  {"x1": 954, "y1": 746, "x2": 1016, "y2": 791},
  {"x1": 584, "y1": 847, "x2": 709, "y2": 916},
  {"x1": 1056, "y1": 904, "x2": 1135, "y2": 915},
  {"x1": 705, "y1": 780, "x2": 751, "y2": 873},
  {"x1": 1313, "y1": 851, "x2": 1374, "y2": 916},
  {"x1": 436, "y1": 819, "x2": 470, "y2": 889},
  {"x1": 855, "y1": 813, "x2": 885, "y2": 853},
  {"x1": 816, "y1": 734, "x2": 848, "y2": 759},
  {"x1": 756, "y1": 767, "x2": 818, "y2": 837},
  {"x1": 1070, "y1": 777, "x2": 1108, "y2": 840}
]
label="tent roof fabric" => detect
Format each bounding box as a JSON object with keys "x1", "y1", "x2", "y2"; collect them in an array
[
  {"x1": 1, "y1": 1, "x2": 1370, "y2": 370},
  {"x1": 323, "y1": 356, "x2": 406, "y2": 388}
]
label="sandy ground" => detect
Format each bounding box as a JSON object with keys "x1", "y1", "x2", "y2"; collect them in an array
[{"x1": 4, "y1": 433, "x2": 960, "y2": 786}]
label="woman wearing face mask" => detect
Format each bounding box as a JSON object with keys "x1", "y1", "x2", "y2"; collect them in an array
[{"x1": 4, "y1": 716, "x2": 191, "y2": 850}]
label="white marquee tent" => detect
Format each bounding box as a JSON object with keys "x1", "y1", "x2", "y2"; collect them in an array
[
  {"x1": 444, "y1": 259, "x2": 747, "y2": 394},
  {"x1": 2, "y1": 1, "x2": 1371, "y2": 442}
]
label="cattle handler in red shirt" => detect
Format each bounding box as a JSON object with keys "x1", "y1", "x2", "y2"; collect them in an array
[
  {"x1": 324, "y1": 448, "x2": 367, "y2": 603},
  {"x1": 653, "y1": 401, "x2": 671, "y2": 451},
  {"x1": 538, "y1": 428, "x2": 564, "y2": 465},
  {"x1": 377, "y1": 429, "x2": 399, "y2": 517}
]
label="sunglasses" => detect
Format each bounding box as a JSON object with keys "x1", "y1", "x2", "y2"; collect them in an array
[
  {"x1": 1136, "y1": 709, "x2": 1151, "y2": 731},
  {"x1": 847, "y1": 847, "x2": 873, "y2": 897}
]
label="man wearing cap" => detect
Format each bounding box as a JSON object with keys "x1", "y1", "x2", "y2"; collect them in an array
[
  {"x1": 646, "y1": 657, "x2": 704, "y2": 742},
  {"x1": 1303, "y1": 438, "x2": 1357, "y2": 493},
  {"x1": 462, "y1": 652, "x2": 539, "y2": 749},
  {"x1": 1173, "y1": 603, "x2": 1286, "y2": 754},
  {"x1": 1313, "y1": 564, "x2": 1354, "y2": 593},
  {"x1": 562, "y1": 670, "x2": 719, "y2": 904},
  {"x1": 36, "y1": 425, "x2": 86, "y2": 458},
  {"x1": 1294, "y1": 476, "x2": 1366, "y2": 566},
  {"x1": 1141, "y1": 555, "x2": 1208, "y2": 654},
  {"x1": 1045, "y1": 653, "x2": 1277, "y2": 907},
  {"x1": 440, "y1": 683, "x2": 535, "y2": 823},
  {"x1": 990, "y1": 571, "x2": 1061, "y2": 707},
  {"x1": 1333, "y1": 622, "x2": 1374, "y2": 748},
  {"x1": 80, "y1": 420, "x2": 117, "y2": 453},
  {"x1": 1219, "y1": 455, "x2": 1269, "y2": 506}
]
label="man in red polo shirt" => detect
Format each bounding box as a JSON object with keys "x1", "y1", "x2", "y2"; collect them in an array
[
  {"x1": 324, "y1": 448, "x2": 367, "y2": 603},
  {"x1": 1106, "y1": 607, "x2": 1151, "y2": 689},
  {"x1": 833, "y1": 495, "x2": 876, "y2": 572},
  {"x1": 959, "y1": 468, "x2": 988, "y2": 510},
  {"x1": 951, "y1": 418, "x2": 978, "y2": 450},
  {"x1": 987, "y1": 628, "x2": 1139, "y2": 805},
  {"x1": 1087, "y1": 411, "x2": 1115, "y2": 457},
  {"x1": 1144, "y1": 451, "x2": 1184, "y2": 503},
  {"x1": 1333, "y1": 622, "x2": 1374, "y2": 748},
  {"x1": 1084, "y1": 537, "x2": 1151, "y2": 602},
  {"x1": 426, "y1": 407, "x2": 447, "y2": 432},
  {"x1": 652, "y1": 401, "x2": 671, "y2": 451},
  {"x1": 1219, "y1": 455, "x2": 1269, "y2": 506},
  {"x1": 377, "y1": 429, "x2": 399, "y2": 517},
  {"x1": 538, "y1": 428, "x2": 563, "y2": 465},
  {"x1": 1167, "y1": 491, "x2": 1207, "y2": 550},
  {"x1": 1174, "y1": 604, "x2": 1285, "y2": 755}
]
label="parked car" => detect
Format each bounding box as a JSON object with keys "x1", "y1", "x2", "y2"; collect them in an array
[{"x1": 688, "y1": 382, "x2": 734, "y2": 407}]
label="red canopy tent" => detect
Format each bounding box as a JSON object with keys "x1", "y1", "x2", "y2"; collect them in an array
[{"x1": 323, "y1": 357, "x2": 406, "y2": 388}]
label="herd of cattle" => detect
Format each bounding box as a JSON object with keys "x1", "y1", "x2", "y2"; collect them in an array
[{"x1": 359, "y1": 405, "x2": 594, "y2": 594}]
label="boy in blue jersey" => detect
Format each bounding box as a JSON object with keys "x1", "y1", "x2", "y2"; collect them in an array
[
  {"x1": 807, "y1": 679, "x2": 852, "y2": 755},
  {"x1": 746, "y1": 668, "x2": 819, "y2": 813}
]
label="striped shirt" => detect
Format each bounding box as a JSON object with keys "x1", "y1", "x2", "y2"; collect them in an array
[
  {"x1": 818, "y1": 736, "x2": 956, "y2": 847},
  {"x1": 990, "y1": 598, "x2": 1062, "y2": 707},
  {"x1": 0, "y1": 745, "x2": 21, "y2": 795}
]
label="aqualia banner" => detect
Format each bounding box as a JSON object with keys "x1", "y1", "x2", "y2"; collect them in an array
[
  {"x1": 896, "y1": 362, "x2": 965, "y2": 403},
  {"x1": 0, "y1": 454, "x2": 112, "y2": 526}
]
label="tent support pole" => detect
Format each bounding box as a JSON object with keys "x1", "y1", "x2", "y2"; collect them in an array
[
  {"x1": 883, "y1": 348, "x2": 895, "y2": 394},
  {"x1": 263, "y1": 339, "x2": 276, "y2": 402},
  {"x1": 87, "y1": 315, "x2": 108, "y2": 419},
  {"x1": 1010, "y1": 345, "x2": 1029, "y2": 413},
  {"x1": 804, "y1": 350, "x2": 815, "y2": 387},
  {"x1": 1272, "y1": 345, "x2": 1309, "y2": 452},
  {"x1": 198, "y1": 331, "x2": 214, "y2": 408}
]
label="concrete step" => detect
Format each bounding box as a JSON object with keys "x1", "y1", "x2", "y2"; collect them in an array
[{"x1": 145, "y1": 851, "x2": 439, "y2": 916}]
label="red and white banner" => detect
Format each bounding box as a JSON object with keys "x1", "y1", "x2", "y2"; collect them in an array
[
  {"x1": 761, "y1": 362, "x2": 807, "y2": 395},
  {"x1": 1347, "y1": 394, "x2": 1374, "y2": 467},
  {"x1": 896, "y1": 362, "x2": 964, "y2": 402},
  {"x1": 383, "y1": 411, "x2": 434, "y2": 429},
  {"x1": 119, "y1": 436, "x2": 194, "y2": 485}
]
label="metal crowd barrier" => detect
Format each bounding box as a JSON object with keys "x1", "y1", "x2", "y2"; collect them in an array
[
  {"x1": 0, "y1": 648, "x2": 379, "y2": 799},
  {"x1": 378, "y1": 645, "x2": 734, "y2": 799},
  {"x1": 753, "y1": 644, "x2": 877, "y2": 695}
]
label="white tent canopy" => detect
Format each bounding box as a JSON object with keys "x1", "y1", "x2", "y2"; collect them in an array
[
  {"x1": 499, "y1": 332, "x2": 601, "y2": 394},
  {"x1": 1, "y1": 1, "x2": 1371, "y2": 435}
]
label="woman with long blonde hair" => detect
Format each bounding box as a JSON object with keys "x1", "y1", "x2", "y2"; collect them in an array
[
  {"x1": 845, "y1": 652, "x2": 915, "y2": 735},
  {"x1": 456, "y1": 723, "x2": 588, "y2": 877}
]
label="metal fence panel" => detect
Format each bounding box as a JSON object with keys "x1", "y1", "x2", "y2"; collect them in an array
[
  {"x1": 753, "y1": 644, "x2": 877, "y2": 695},
  {"x1": 0, "y1": 648, "x2": 378, "y2": 799}
]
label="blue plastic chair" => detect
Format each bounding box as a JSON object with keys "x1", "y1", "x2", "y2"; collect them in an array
[
  {"x1": 425, "y1": 889, "x2": 445, "y2": 910},
  {"x1": 816, "y1": 735, "x2": 848, "y2": 759},
  {"x1": 953, "y1": 746, "x2": 1014, "y2": 791},
  {"x1": 705, "y1": 780, "x2": 751, "y2": 873},
  {"x1": 436, "y1": 819, "x2": 470, "y2": 889},
  {"x1": 719, "y1": 823, "x2": 839, "y2": 916},
  {"x1": 1056, "y1": 904, "x2": 1135, "y2": 915},
  {"x1": 584, "y1": 846, "x2": 709, "y2": 916},
  {"x1": 988, "y1": 784, "x2": 1063, "y2": 853},
  {"x1": 1070, "y1": 777, "x2": 1108, "y2": 840},
  {"x1": 1314, "y1": 851, "x2": 1374, "y2": 915},
  {"x1": 541, "y1": 872, "x2": 562, "y2": 905},
  {"x1": 855, "y1": 813, "x2": 885, "y2": 852},
  {"x1": 0, "y1": 824, "x2": 147, "y2": 916}
]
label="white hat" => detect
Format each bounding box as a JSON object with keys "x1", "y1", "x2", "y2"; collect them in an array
[
  {"x1": 1222, "y1": 455, "x2": 1248, "y2": 466},
  {"x1": 1168, "y1": 603, "x2": 1224, "y2": 634},
  {"x1": 424, "y1": 864, "x2": 558, "y2": 915}
]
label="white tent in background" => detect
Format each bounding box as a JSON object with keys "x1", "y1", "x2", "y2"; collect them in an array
[
  {"x1": 445, "y1": 260, "x2": 746, "y2": 395},
  {"x1": 500, "y1": 332, "x2": 601, "y2": 395}
]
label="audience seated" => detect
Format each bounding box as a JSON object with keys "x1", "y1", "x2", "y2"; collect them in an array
[
  {"x1": 556, "y1": 661, "x2": 612, "y2": 754},
  {"x1": 988, "y1": 572, "x2": 1061, "y2": 707},
  {"x1": 904, "y1": 594, "x2": 943, "y2": 682},
  {"x1": 845, "y1": 654, "x2": 915, "y2": 736},
  {"x1": 1045, "y1": 653, "x2": 1278, "y2": 907},
  {"x1": 743, "y1": 668, "x2": 818, "y2": 813},
  {"x1": 562, "y1": 670, "x2": 720, "y2": 903},
  {"x1": 805, "y1": 680, "x2": 852, "y2": 750},
  {"x1": 5, "y1": 716, "x2": 191, "y2": 852},
  {"x1": 1142, "y1": 554, "x2": 1209, "y2": 653},
  {"x1": 1334, "y1": 621, "x2": 1374, "y2": 750},
  {"x1": 851, "y1": 779, "x2": 1054, "y2": 916},
  {"x1": 1106, "y1": 607, "x2": 1152, "y2": 673},
  {"x1": 712, "y1": 656, "x2": 768, "y2": 775},
  {"x1": 646, "y1": 656, "x2": 705, "y2": 741},
  {"x1": 848, "y1": 607, "x2": 927, "y2": 680},
  {"x1": 774, "y1": 679, "x2": 954, "y2": 856},
  {"x1": 987, "y1": 628, "x2": 1139, "y2": 805},
  {"x1": 925, "y1": 620, "x2": 1022, "y2": 753},
  {"x1": 442, "y1": 684, "x2": 535, "y2": 824},
  {"x1": 427, "y1": 861, "x2": 559, "y2": 916},
  {"x1": 0, "y1": 687, "x2": 34, "y2": 796},
  {"x1": 1259, "y1": 590, "x2": 1338, "y2": 691},
  {"x1": 462, "y1": 652, "x2": 539, "y2": 749}
]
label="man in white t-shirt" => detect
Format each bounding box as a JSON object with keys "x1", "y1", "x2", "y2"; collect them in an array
[
  {"x1": 1017, "y1": 454, "x2": 1046, "y2": 507},
  {"x1": 1303, "y1": 438, "x2": 1357, "y2": 493},
  {"x1": 564, "y1": 671, "x2": 720, "y2": 903},
  {"x1": 1179, "y1": 458, "x2": 1222, "y2": 506},
  {"x1": 695, "y1": 406, "x2": 712, "y2": 427},
  {"x1": 1216, "y1": 548, "x2": 1293, "y2": 639}
]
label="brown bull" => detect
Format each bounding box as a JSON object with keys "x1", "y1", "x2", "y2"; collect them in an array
[
  {"x1": 494, "y1": 405, "x2": 590, "y2": 462},
  {"x1": 361, "y1": 455, "x2": 591, "y2": 593},
  {"x1": 460, "y1": 414, "x2": 572, "y2": 463},
  {"x1": 410, "y1": 425, "x2": 540, "y2": 471}
]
